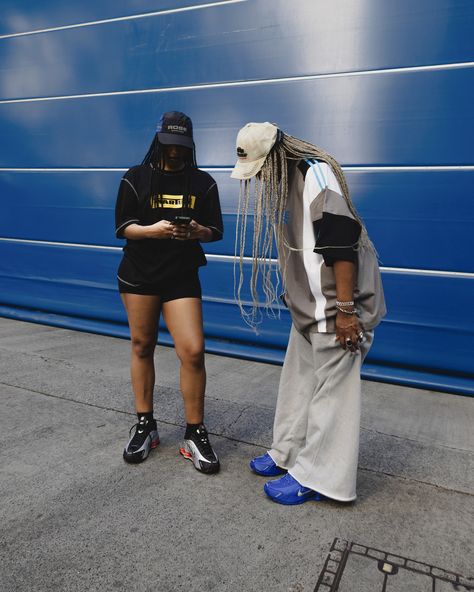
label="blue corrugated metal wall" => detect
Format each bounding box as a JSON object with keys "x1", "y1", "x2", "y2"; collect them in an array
[{"x1": 1, "y1": 0, "x2": 473, "y2": 394}]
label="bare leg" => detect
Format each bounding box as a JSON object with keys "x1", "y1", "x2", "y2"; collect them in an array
[
  {"x1": 121, "y1": 293, "x2": 161, "y2": 413},
  {"x1": 162, "y1": 298, "x2": 205, "y2": 424}
]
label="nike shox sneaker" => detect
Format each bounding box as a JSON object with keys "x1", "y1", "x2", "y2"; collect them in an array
[
  {"x1": 263, "y1": 473, "x2": 325, "y2": 505},
  {"x1": 180, "y1": 424, "x2": 220, "y2": 474},
  {"x1": 249, "y1": 452, "x2": 286, "y2": 477},
  {"x1": 123, "y1": 417, "x2": 160, "y2": 464}
]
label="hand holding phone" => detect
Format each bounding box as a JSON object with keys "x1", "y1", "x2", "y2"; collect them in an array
[{"x1": 171, "y1": 216, "x2": 195, "y2": 241}]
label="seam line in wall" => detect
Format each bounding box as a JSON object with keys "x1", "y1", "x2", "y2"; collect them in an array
[
  {"x1": 1, "y1": 166, "x2": 474, "y2": 173},
  {"x1": 0, "y1": 1, "x2": 248, "y2": 40},
  {"x1": 0, "y1": 61, "x2": 473, "y2": 105},
  {"x1": 0, "y1": 238, "x2": 472, "y2": 279}
]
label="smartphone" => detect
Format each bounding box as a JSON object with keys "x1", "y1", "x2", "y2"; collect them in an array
[{"x1": 173, "y1": 215, "x2": 191, "y2": 226}]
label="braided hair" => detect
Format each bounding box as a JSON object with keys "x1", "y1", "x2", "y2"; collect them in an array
[
  {"x1": 142, "y1": 134, "x2": 197, "y2": 215},
  {"x1": 235, "y1": 131, "x2": 375, "y2": 328}
]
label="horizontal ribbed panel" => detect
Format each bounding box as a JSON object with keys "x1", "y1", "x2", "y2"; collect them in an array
[
  {"x1": 1, "y1": 0, "x2": 474, "y2": 99},
  {"x1": 1, "y1": 169, "x2": 473, "y2": 272}
]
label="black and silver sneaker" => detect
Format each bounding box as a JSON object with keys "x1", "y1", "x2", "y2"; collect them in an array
[
  {"x1": 180, "y1": 424, "x2": 220, "y2": 474},
  {"x1": 123, "y1": 417, "x2": 160, "y2": 464}
]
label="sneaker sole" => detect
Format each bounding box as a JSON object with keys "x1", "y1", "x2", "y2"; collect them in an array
[{"x1": 263, "y1": 484, "x2": 324, "y2": 505}]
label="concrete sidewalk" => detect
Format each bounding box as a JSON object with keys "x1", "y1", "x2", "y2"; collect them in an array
[{"x1": 0, "y1": 317, "x2": 473, "y2": 592}]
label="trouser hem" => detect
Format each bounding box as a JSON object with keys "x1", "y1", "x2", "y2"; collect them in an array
[
  {"x1": 288, "y1": 469, "x2": 356, "y2": 503},
  {"x1": 268, "y1": 449, "x2": 291, "y2": 470}
]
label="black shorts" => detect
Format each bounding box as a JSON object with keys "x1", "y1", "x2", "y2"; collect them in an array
[{"x1": 118, "y1": 269, "x2": 202, "y2": 301}]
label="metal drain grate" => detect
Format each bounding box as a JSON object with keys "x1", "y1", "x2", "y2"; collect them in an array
[{"x1": 314, "y1": 538, "x2": 474, "y2": 592}]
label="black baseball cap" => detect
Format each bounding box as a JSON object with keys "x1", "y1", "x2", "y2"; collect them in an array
[{"x1": 156, "y1": 111, "x2": 194, "y2": 148}]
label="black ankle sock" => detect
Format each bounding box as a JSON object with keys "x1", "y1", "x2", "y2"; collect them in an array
[
  {"x1": 137, "y1": 411, "x2": 154, "y2": 424},
  {"x1": 185, "y1": 422, "x2": 203, "y2": 439}
]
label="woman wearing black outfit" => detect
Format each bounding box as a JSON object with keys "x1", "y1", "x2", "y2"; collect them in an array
[{"x1": 115, "y1": 112, "x2": 223, "y2": 472}]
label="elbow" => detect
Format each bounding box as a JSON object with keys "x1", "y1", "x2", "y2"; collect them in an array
[{"x1": 207, "y1": 226, "x2": 223, "y2": 242}]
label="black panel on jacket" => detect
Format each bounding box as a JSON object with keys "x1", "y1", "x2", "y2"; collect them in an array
[{"x1": 313, "y1": 212, "x2": 361, "y2": 266}]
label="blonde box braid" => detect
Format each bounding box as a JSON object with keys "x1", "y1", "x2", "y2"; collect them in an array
[{"x1": 235, "y1": 131, "x2": 375, "y2": 327}]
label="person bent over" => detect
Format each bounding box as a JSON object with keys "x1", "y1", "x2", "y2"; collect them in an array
[{"x1": 231, "y1": 123, "x2": 386, "y2": 503}]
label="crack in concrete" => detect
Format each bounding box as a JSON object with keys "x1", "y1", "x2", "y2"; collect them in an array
[
  {"x1": 1, "y1": 380, "x2": 473, "y2": 498},
  {"x1": 225, "y1": 403, "x2": 252, "y2": 430},
  {"x1": 4, "y1": 345, "x2": 472, "y2": 455},
  {"x1": 360, "y1": 425, "x2": 474, "y2": 454},
  {"x1": 358, "y1": 466, "x2": 473, "y2": 498}
]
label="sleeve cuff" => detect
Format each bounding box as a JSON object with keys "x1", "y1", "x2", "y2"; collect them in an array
[
  {"x1": 115, "y1": 219, "x2": 139, "y2": 238},
  {"x1": 206, "y1": 226, "x2": 223, "y2": 242},
  {"x1": 314, "y1": 246, "x2": 357, "y2": 267}
]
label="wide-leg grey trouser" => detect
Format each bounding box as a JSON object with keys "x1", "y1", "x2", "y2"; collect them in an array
[{"x1": 268, "y1": 324, "x2": 373, "y2": 501}]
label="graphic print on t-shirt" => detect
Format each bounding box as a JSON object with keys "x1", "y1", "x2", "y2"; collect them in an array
[{"x1": 150, "y1": 194, "x2": 197, "y2": 209}]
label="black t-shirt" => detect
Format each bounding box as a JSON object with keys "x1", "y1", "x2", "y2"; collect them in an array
[{"x1": 115, "y1": 164, "x2": 223, "y2": 284}]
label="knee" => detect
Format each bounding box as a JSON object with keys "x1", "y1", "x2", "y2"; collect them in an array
[
  {"x1": 131, "y1": 336, "x2": 156, "y2": 359},
  {"x1": 177, "y1": 344, "x2": 205, "y2": 369}
]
